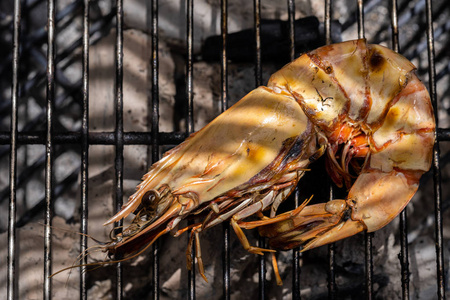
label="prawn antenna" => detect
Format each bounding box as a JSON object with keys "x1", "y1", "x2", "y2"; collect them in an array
[
  {"x1": 38, "y1": 222, "x2": 109, "y2": 245},
  {"x1": 50, "y1": 227, "x2": 169, "y2": 278}
]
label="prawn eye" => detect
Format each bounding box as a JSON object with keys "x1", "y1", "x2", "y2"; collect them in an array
[
  {"x1": 142, "y1": 191, "x2": 155, "y2": 207},
  {"x1": 132, "y1": 191, "x2": 157, "y2": 215}
]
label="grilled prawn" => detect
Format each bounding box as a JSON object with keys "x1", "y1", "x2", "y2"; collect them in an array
[{"x1": 96, "y1": 39, "x2": 434, "y2": 282}]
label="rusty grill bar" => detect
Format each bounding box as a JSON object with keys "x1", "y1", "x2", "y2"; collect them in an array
[{"x1": 3, "y1": 0, "x2": 448, "y2": 299}]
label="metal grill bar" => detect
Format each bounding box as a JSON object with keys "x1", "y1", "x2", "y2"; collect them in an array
[
  {"x1": 7, "y1": 129, "x2": 447, "y2": 147},
  {"x1": 425, "y1": 0, "x2": 446, "y2": 299},
  {"x1": 292, "y1": 191, "x2": 302, "y2": 299},
  {"x1": 114, "y1": 0, "x2": 124, "y2": 298},
  {"x1": 149, "y1": 0, "x2": 160, "y2": 299},
  {"x1": 365, "y1": 226, "x2": 374, "y2": 300},
  {"x1": 7, "y1": 0, "x2": 21, "y2": 299},
  {"x1": 324, "y1": 0, "x2": 332, "y2": 45},
  {"x1": 220, "y1": 1, "x2": 231, "y2": 299},
  {"x1": 44, "y1": 0, "x2": 56, "y2": 298},
  {"x1": 356, "y1": 1, "x2": 375, "y2": 299},
  {"x1": 438, "y1": 129, "x2": 450, "y2": 141},
  {"x1": 253, "y1": 0, "x2": 262, "y2": 88},
  {"x1": 0, "y1": 131, "x2": 186, "y2": 145},
  {"x1": 324, "y1": 2, "x2": 337, "y2": 299},
  {"x1": 357, "y1": 0, "x2": 365, "y2": 39},
  {"x1": 252, "y1": 1, "x2": 265, "y2": 299},
  {"x1": 186, "y1": 0, "x2": 195, "y2": 298},
  {"x1": 80, "y1": 0, "x2": 90, "y2": 298},
  {"x1": 186, "y1": 0, "x2": 194, "y2": 135},
  {"x1": 389, "y1": 1, "x2": 411, "y2": 299},
  {"x1": 5, "y1": 129, "x2": 448, "y2": 148},
  {"x1": 327, "y1": 187, "x2": 337, "y2": 300},
  {"x1": 287, "y1": 0, "x2": 295, "y2": 62},
  {"x1": 286, "y1": 1, "x2": 302, "y2": 299}
]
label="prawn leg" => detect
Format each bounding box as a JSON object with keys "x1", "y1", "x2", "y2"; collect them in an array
[
  {"x1": 230, "y1": 218, "x2": 275, "y2": 255},
  {"x1": 239, "y1": 195, "x2": 313, "y2": 230},
  {"x1": 186, "y1": 225, "x2": 208, "y2": 282}
]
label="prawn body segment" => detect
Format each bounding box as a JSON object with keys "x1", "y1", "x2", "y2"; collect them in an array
[{"x1": 97, "y1": 39, "x2": 434, "y2": 281}]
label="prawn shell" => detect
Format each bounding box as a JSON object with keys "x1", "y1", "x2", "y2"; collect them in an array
[
  {"x1": 267, "y1": 39, "x2": 417, "y2": 136},
  {"x1": 105, "y1": 86, "x2": 309, "y2": 224},
  {"x1": 370, "y1": 75, "x2": 435, "y2": 172}
]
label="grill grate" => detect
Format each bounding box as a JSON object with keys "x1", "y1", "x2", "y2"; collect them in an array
[{"x1": 2, "y1": 0, "x2": 449, "y2": 299}]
